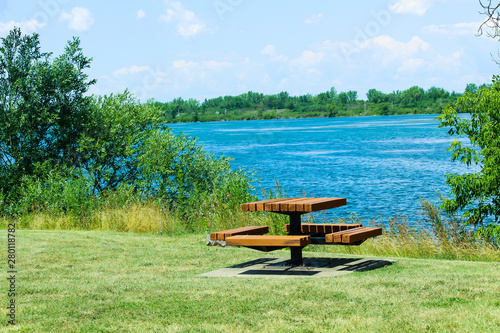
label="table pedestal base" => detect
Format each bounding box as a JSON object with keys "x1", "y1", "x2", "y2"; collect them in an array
[
  {"x1": 290, "y1": 247, "x2": 305, "y2": 266},
  {"x1": 288, "y1": 213, "x2": 304, "y2": 266}
]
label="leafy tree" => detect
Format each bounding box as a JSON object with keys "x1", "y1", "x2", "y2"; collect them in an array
[
  {"x1": 376, "y1": 102, "x2": 391, "y2": 115},
  {"x1": 0, "y1": 28, "x2": 254, "y2": 220},
  {"x1": 285, "y1": 100, "x2": 295, "y2": 111},
  {"x1": 426, "y1": 86, "x2": 450, "y2": 101},
  {"x1": 277, "y1": 91, "x2": 289, "y2": 109},
  {"x1": 338, "y1": 92, "x2": 348, "y2": 104},
  {"x1": 327, "y1": 102, "x2": 337, "y2": 117},
  {"x1": 0, "y1": 28, "x2": 95, "y2": 198},
  {"x1": 465, "y1": 83, "x2": 479, "y2": 94},
  {"x1": 366, "y1": 89, "x2": 386, "y2": 103},
  {"x1": 263, "y1": 94, "x2": 277, "y2": 109},
  {"x1": 298, "y1": 94, "x2": 312, "y2": 105},
  {"x1": 438, "y1": 78, "x2": 500, "y2": 238},
  {"x1": 78, "y1": 91, "x2": 253, "y2": 204},
  {"x1": 401, "y1": 86, "x2": 425, "y2": 107},
  {"x1": 346, "y1": 90, "x2": 358, "y2": 104},
  {"x1": 316, "y1": 91, "x2": 331, "y2": 103},
  {"x1": 329, "y1": 87, "x2": 338, "y2": 100},
  {"x1": 77, "y1": 92, "x2": 163, "y2": 193}
]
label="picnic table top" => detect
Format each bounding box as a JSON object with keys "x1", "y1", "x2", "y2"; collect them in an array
[{"x1": 241, "y1": 197, "x2": 347, "y2": 213}]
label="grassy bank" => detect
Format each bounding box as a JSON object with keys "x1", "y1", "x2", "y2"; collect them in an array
[
  {"x1": 3, "y1": 199, "x2": 499, "y2": 262},
  {"x1": 1, "y1": 230, "x2": 499, "y2": 332}
]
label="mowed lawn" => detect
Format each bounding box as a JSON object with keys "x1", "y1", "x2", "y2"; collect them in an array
[{"x1": 1, "y1": 230, "x2": 500, "y2": 332}]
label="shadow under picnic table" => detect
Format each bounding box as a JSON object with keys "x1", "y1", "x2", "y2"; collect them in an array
[{"x1": 199, "y1": 257, "x2": 394, "y2": 278}]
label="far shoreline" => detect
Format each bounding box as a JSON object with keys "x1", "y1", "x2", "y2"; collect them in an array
[{"x1": 165, "y1": 109, "x2": 445, "y2": 125}]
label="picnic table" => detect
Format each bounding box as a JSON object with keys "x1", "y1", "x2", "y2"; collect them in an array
[{"x1": 209, "y1": 197, "x2": 382, "y2": 266}]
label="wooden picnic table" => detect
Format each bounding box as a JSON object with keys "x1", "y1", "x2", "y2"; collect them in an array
[{"x1": 209, "y1": 197, "x2": 382, "y2": 266}]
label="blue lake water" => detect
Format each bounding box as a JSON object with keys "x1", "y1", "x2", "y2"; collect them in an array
[{"x1": 168, "y1": 114, "x2": 477, "y2": 223}]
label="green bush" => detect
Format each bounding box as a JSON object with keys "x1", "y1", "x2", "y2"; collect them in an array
[
  {"x1": 0, "y1": 29, "x2": 255, "y2": 230},
  {"x1": 3, "y1": 92, "x2": 255, "y2": 229}
]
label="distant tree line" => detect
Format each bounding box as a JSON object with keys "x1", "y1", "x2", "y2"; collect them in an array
[{"x1": 155, "y1": 83, "x2": 490, "y2": 123}]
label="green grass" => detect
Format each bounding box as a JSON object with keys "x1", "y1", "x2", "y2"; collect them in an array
[{"x1": 2, "y1": 230, "x2": 500, "y2": 332}]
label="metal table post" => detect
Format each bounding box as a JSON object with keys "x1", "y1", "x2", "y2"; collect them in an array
[{"x1": 288, "y1": 212, "x2": 304, "y2": 266}]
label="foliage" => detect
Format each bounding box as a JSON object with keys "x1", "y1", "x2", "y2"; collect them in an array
[
  {"x1": 438, "y1": 78, "x2": 500, "y2": 239},
  {"x1": 0, "y1": 28, "x2": 255, "y2": 230},
  {"x1": 0, "y1": 28, "x2": 95, "y2": 201},
  {"x1": 156, "y1": 83, "x2": 470, "y2": 123},
  {"x1": 78, "y1": 91, "x2": 163, "y2": 193},
  {"x1": 3, "y1": 90, "x2": 255, "y2": 227},
  {"x1": 138, "y1": 129, "x2": 255, "y2": 207}
]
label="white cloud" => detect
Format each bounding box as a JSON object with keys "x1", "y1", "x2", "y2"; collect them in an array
[
  {"x1": 261, "y1": 44, "x2": 276, "y2": 56},
  {"x1": 370, "y1": 35, "x2": 430, "y2": 53},
  {"x1": 137, "y1": 9, "x2": 146, "y2": 19},
  {"x1": 172, "y1": 59, "x2": 232, "y2": 75},
  {"x1": 390, "y1": 0, "x2": 431, "y2": 16},
  {"x1": 172, "y1": 59, "x2": 198, "y2": 74},
  {"x1": 398, "y1": 58, "x2": 427, "y2": 74},
  {"x1": 429, "y1": 51, "x2": 462, "y2": 72},
  {"x1": 395, "y1": 50, "x2": 462, "y2": 78},
  {"x1": 113, "y1": 65, "x2": 149, "y2": 77},
  {"x1": 0, "y1": 20, "x2": 46, "y2": 35},
  {"x1": 261, "y1": 44, "x2": 289, "y2": 62},
  {"x1": 423, "y1": 22, "x2": 480, "y2": 36},
  {"x1": 60, "y1": 7, "x2": 94, "y2": 31},
  {"x1": 331, "y1": 34, "x2": 431, "y2": 66},
  {"x1": 289, "y1": 50, "x2": 324, "y2": 69},
  {"x1": 332, "y1": 35, "x2": 430, "y2": 66},
  {"x1": 160, "y1": 1, "x2": 207, "y2": 38},
  {"x1": 139, "y1": 57, "x2": 267, "y2": 101},
  {"x1": 305, "y1": 13, "x2": 323, "y2": 24},
  {"x1": 202, "y1": 60, "x2": 232, "y2": 71}
]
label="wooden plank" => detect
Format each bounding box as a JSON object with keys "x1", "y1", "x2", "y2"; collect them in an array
[
  {"x1": 241, "y1": 200, "x2": 258, "y2": 211},
  {"x1": 284, "y1": 223, "x2": 362, "y2": 234},
  {"x1": 280, "y1": 197, "x2": 347, "y2": 212},
  {"x1": 210, "y1": 226, "x2": 269, "y2": 241},
  {"x1": 318, "y1": 223, "x2": 361, "y2": 234},
  {"x1": 325, "y1": 227, "x2": 382, "y2": 244},
  {"x1": 304, "y1": 198, "x2": 347, "y2": 212},
  {"x1": 325, "y1": 228, "x2": 363, "y2": 243},
  {"x1": 280, "y1": 198, "x2": 309, "y2": 212},
  {"x1": 270, "y1": 201, "x2": 282, "y2": 212},
  {"x1": 264, "y1": 198, "x2": 301, "y2": 212},
  {"x1": 258, "y1": 198, "x2": 289, "y2": 211},
  {"x1": 241, "y1": 198, "x2": 296, "y2": 212},
  {"x1": 287, "y1": 197, "x2": 325, "y2": 212},
  {"x1": 286, "y1": 198, "x2": 308, "y2": 212},
  {"x1": 343, "y1": 227, "x2": 382, "y2": 243},
  {"x1": 226, "y1": 235, "x2": 311, "y2": 247},
  {"x1": 242, "y1": 197, "x2": 347, "y2": 213},
  {"x1": 309, "y1": 224, "x2": 320, "y2": 233},
  {"x1": 241, "y1": 198, "x2": 279, "y2": 212}
]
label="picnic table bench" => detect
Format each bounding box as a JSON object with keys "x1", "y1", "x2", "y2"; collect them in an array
[{"x1": 208, "y1": 197, "x2": 382, "y2": 266}]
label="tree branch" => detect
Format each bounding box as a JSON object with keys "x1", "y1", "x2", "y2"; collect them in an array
[{"x1": 478, "y1": 0, "x2": 500, "y2": 38}]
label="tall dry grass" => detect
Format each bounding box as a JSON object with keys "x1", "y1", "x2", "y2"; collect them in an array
[{"x1": 323, "y1": 200, "x2": 499, "y2": 262}]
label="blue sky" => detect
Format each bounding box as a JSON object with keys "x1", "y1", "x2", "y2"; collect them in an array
[{"x1": 1, "y1": 0, "x2": 499, "y2": 102}]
